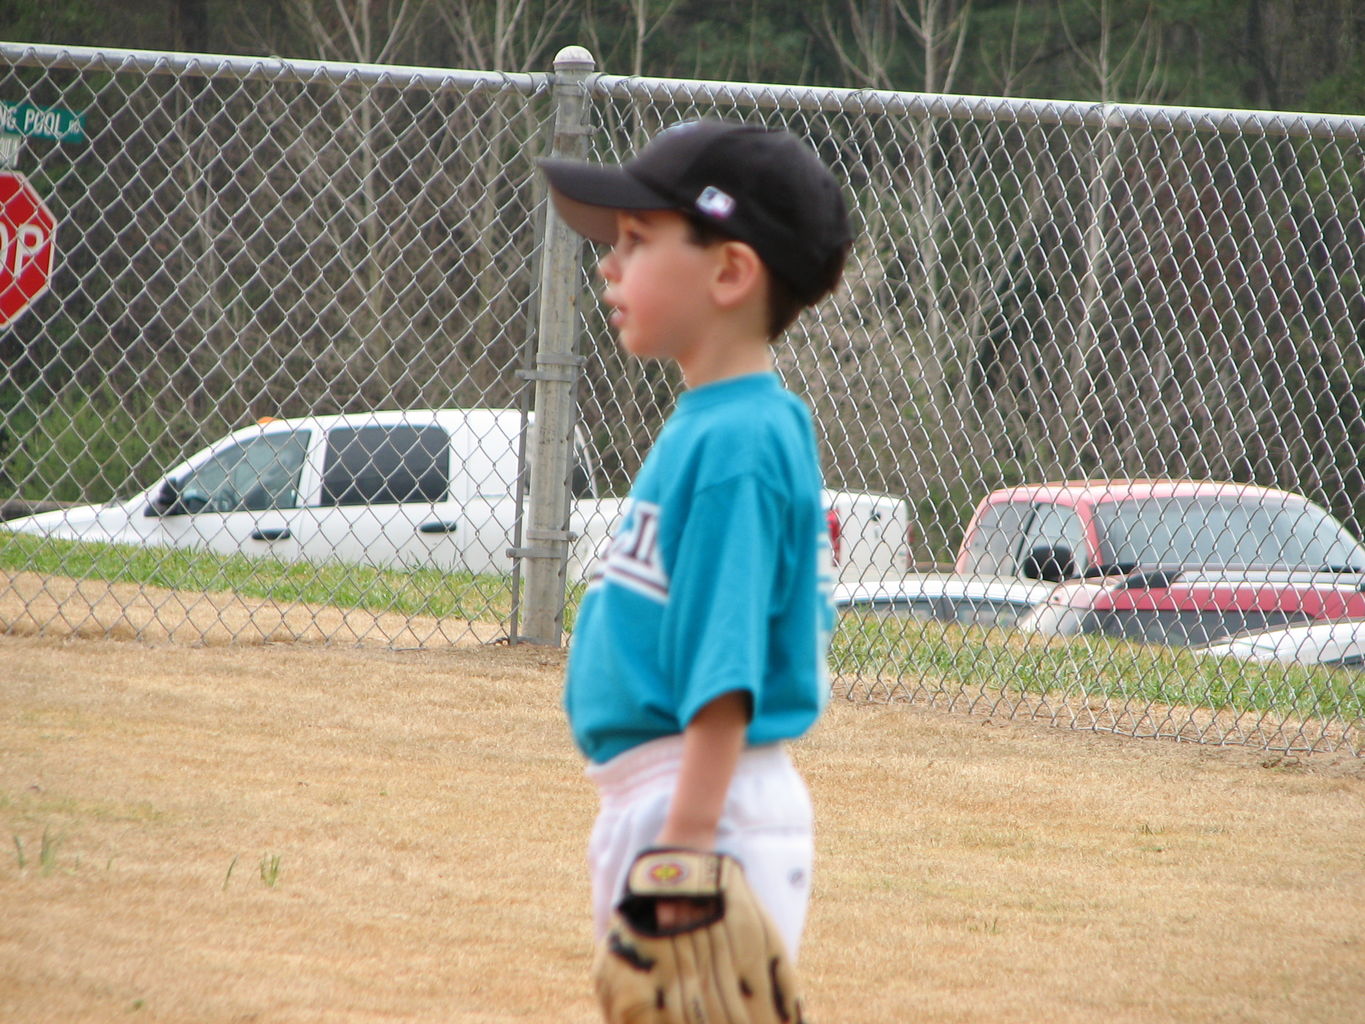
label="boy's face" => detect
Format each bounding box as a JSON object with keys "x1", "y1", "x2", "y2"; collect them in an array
[{"x1": 596, "y1": 209, "x2": 719, "y2": 363}]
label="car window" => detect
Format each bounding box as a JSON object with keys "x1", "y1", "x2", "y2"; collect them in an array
[
  {"x1": 180, "y1": 431, "x2": 310, "y2": 513},
  {"x1": 321, "y1": 425, "x2": 449, "y2": 506},
  {"x1": 571, "y1": 445, "x2": 596, "y2": 500},
  {"x1": 1020, "y1": 503, "x2": 1086, "y2": 567},
  {"x1": 1096, "y1": 495, "x2": 1365, "y2": 570},
  {"x1": 961, "y1": 501, "x2": 1032, "y2": 574},
  {"x1": 515, "y1": 443, "x2": 596, "y2": 500}
]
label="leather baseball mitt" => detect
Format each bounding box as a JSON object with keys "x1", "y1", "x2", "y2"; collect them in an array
[{"x1": 592, "y1": 847, "x2": 807, "y2": 1024}]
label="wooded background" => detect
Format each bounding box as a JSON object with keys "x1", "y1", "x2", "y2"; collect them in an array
[
  {"x1": 4, "y1": 0, "x2": 1362, "y2": 115},
  {"x1": 1, "y1": 1, "x2": 1362, "y2": 559}
]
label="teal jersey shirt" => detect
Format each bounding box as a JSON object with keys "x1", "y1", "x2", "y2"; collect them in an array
[{"x1": 565, "y1": 372, "x2": 834, "y2": 765}]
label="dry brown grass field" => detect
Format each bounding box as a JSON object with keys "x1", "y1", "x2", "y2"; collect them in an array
[{"x1": 2, "y1": 584, "x2": 1363, "y2": 1023}]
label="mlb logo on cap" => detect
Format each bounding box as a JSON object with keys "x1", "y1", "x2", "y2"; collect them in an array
[{"x1": 695, "y1": 186, "x2": 735, "y2": 219}]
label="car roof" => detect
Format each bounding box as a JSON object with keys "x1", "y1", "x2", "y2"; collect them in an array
[
  {"x1": 228, "y1": 408, "x2": 524, "y2": 440},
  {"x1": 982, "y1": 479, "x2": 1302, "y2": 507},
  {"x1": 247, "y1": 408, "x2": 520, "y2": 427},
  {"x1": 833, "y1": 573, "x2": 1056, "y2": 607}
]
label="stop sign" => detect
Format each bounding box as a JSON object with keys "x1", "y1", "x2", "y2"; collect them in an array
[{"x1": 0, "y1": 171, "x2": 57, "y2": 327}]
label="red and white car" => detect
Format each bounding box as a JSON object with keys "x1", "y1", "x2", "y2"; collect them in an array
[
  {"x1": 834, "y1": 479, "x2": 1365, "y2": 649},
  {"x1": 988, "y1": 480, "x2": 1365, "y2": 647}
]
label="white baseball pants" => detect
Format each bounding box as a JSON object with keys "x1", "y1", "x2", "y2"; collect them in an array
[{"x1": 585, "y1": 734, "x2": 814, "y2": 960}]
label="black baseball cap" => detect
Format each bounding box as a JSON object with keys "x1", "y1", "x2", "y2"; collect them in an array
[{"x1": 539, "y1": 120, "x2": 851, "y2": 305}]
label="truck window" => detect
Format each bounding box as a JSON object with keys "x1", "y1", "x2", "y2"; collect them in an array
[
  {"x1": 961, "y1": 501, "x2": 1032, "y2": 575},
  {"x1": 1020, "y1": 503, "x2": 1086, "y2": 573},
  {"x1": 321, "y1": 425, "x2": 449, "y2": 506},
  {"x1": 571, "y1": 445, "x2": 596, "y2": 499},
  {"x1": 180, "y1": 431, "x2": 310, "y2": 513},
  {"x1": 1095, "y1": 495, "x2": 1365, "y2": 570}
]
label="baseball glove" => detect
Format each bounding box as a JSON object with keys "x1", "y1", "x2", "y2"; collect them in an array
[{"x1": 592, "y1": 847, "x2": 807, "y2": 1024}]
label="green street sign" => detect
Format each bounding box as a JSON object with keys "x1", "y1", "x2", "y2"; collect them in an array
[{"x1": 0, "y1": 101, "x2": 86, "y2": 143}]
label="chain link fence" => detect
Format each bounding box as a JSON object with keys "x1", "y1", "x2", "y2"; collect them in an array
[
  {"x1": 2, "y1": 42, "x2": 1362, "y2": 754},
  {"x1": 0, "y1": 45, "x2": 558, "y2": 647}
]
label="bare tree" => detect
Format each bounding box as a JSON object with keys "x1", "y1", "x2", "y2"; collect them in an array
[
  {"x1": 433, "y1": 0, "x2": 575, "y2": 72},
  {"x1": 801, "y1": 0, "x2": 1063, "y2": 558},
  {"x1": 237, "y1": 0, "x2": 586, "y2": 411},
  {"x1": 286, "y1": 0, "x2": 423, "y2": 63}
]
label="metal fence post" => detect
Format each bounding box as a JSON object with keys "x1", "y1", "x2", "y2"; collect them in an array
[{"x1": 519, "y1": 45, "x2": 595, "y2": 646}]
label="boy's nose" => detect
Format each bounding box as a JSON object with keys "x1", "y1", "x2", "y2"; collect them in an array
[{"x1": 597, "y1": 249, "x2": 620, "y2": 283}]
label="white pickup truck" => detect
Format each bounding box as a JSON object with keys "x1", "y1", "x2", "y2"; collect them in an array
[{"x1": 4, "y1": 408, "x2": 911, "y2": 583}]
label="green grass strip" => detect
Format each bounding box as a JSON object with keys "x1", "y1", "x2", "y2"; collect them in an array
[
  {"x1": 0, "y1": 532, "x2": 513, "y2": 623},
  {"x1": 3, "y1": 531, "x2": 1360, "y2": 722},
  {"x1": 833, "y1": 612, "x2": 1364, "y2": 721}
]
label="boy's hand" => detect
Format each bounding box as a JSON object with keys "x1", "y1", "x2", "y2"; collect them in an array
[
  {"x1": 652, "y1": 893, "x2": 712, "y2": 931},
  {"x1": 650, "y1": 822, "x2": 717, "y2": 931}
]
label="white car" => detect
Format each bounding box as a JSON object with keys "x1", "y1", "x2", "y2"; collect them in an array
[
  {"x1": 3, "y1": 409, "x2": 617, "y2": 580},
  {"x1": 4, "y1": 408, "x2": 914, "y2": 584},
  {"x1": 834, "y1": 573, "x2": 1056, "y2": 630},
  {"x1": 1197, "y1": 619, "x2": 1365, "y2": 668}
]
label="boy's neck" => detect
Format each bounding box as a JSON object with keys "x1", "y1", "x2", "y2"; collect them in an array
[{"x1": 676, "y1": 329, "x2": 774, "y2": 389}]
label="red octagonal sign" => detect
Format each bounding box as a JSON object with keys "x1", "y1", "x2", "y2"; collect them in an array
[{"x1": 0, "y1": 171, "x2": 57, "y2": 328}]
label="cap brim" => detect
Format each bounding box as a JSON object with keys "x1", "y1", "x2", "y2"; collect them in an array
[{"x1": 539, "y1": 158, "x2": 673, "y2": 244}]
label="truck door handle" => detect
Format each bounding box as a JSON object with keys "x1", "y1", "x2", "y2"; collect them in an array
[
  {"x1": 418, "y1": 521, "x2": 459, "y2": 535},
  {"x1": 250, "y1": 527, "x2": 291, "y2": 541}
]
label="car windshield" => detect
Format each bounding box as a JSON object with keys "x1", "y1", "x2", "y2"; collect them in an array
[
  {"x1": 1095, "y1": 495, "x2": 1365, "y2": 571},
  {"x1": 180, "y1": 431, "x2": 310, "y2": 512}
]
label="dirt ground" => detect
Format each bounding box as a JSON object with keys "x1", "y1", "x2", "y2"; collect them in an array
[{"x1": 1, "y1": 581, "x2": 1363, "y2": 1024}]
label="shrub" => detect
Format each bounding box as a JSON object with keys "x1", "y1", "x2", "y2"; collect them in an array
[{"x1": 1, "y1": 386, "x2": 174, "y2": 503}]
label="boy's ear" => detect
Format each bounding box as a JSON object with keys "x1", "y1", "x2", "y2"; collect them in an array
[{"x1": 710, "y1": 239, "x2": 766, "y2": 312}]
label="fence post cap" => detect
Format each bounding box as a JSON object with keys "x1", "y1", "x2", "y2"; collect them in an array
[{"x1": 553, "y1": 46, "x2": 596, "y2": 73}]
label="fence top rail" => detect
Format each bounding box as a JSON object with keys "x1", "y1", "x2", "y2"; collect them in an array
[
  {"x1": 0, "y1": 41, "x2": 548, "y2": 95},
  {"x1": 591, "y1": 72, "x2": 1365, "y2": 143},
  {"x1": 4, "y1": 40, "x2": 1363, "y2": 143}
]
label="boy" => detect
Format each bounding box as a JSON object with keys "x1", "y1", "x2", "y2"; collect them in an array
[{"x1": 540, "y1": 120, "x2": 850, "y2": 961}]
